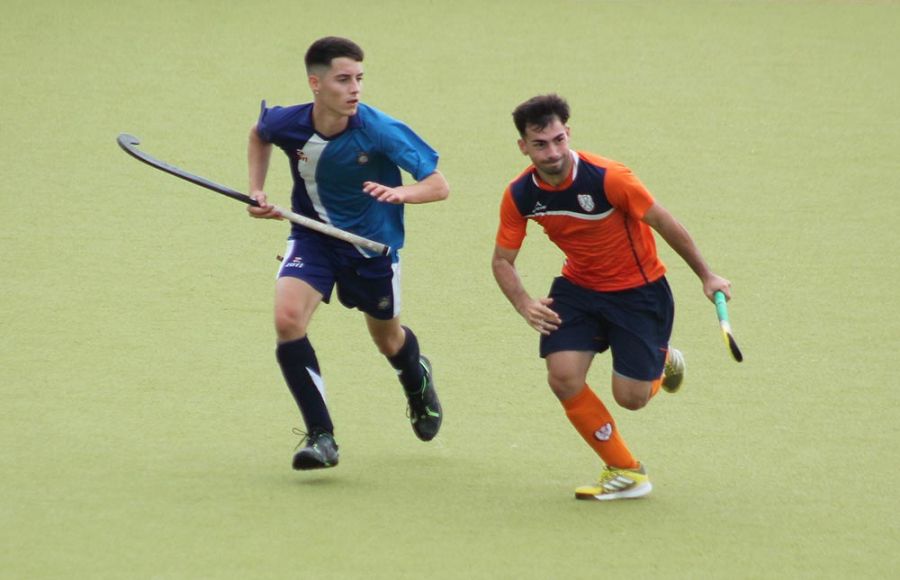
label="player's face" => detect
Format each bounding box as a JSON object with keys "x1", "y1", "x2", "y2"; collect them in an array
[
  {"x1": 310, "y1": 57, "x2": 364, "y2": 117},
  {"x1": 518, "y1": 119, "x2": 572, "y2": 182}
]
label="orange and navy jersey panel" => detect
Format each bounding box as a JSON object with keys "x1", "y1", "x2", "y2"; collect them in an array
[{"x1": 496, "y1": 151, "x2": 666, "y2": 292}]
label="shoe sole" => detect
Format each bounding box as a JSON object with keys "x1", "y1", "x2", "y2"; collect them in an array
[
  {"x1": 292, "y1": 450, "x2": 339, "y2": 470},
  {"x1": 292, "y1": 457, "x2": 338, "y2": 470},
  {"x1": 575, "y1": 482, "x2": 652, "y2": 501}
]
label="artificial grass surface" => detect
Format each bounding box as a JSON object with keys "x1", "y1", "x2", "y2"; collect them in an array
[{"x1": 2, "y1": 1, "x2": 898, "y2": 578}]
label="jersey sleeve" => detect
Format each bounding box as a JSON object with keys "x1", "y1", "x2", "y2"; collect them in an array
[
  {"x1": 495, "y1": 186, "x2": 528, "y2": 249},
  {"x1": 256, "y1": 101, "x2": 292, "y2": 146},
  {"x1": 603, "y1": 162, "x2": 656, "y2": 219},
  {"x1": 368, "y1": 109, "x2": 439, "y2": 181},
  {"x1": 255, "y1": 101, "x2": 279, "y2": 143}
]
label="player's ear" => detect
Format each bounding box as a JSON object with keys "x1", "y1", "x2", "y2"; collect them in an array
[
  {"x1": 308, "y1": 74, "x2": 320, "y2": 95},
  {"x1": 517, "y1": 138, "x2": 527, "y2": 155}
]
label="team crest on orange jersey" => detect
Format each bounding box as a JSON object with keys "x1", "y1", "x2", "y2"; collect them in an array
[{"x1": 577, "y1": 194, "x2": 595, "y2": 212}]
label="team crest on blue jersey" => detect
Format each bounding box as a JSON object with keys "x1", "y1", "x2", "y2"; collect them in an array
[
  {"x1": 577, "y1": 194, "x2": 595, "y2": 212},
  {"x1": 357, "y1": 151, "x2": 369, "y2": 165}
]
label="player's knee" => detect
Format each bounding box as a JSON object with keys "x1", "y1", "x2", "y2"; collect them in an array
[
  {"x1": 547, "y1": 374, "x2": 583, "y2": 401},
  {"x1": 613, "y1": 389, "x2": 649, "y2": 411},
  {"x1": 274, "y1": 306, "x2": 307, "y2": 341}
]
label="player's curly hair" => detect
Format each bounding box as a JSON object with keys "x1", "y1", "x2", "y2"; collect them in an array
[
  {"x1": 305, "y1": 37, "x2": 364, "y2": 73},
  {"x1": 512, "y1": 94, "x2": 570, "y2": 136}
]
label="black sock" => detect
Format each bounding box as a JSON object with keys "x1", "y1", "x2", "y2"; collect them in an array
[
  {"x1": 276, "y1": 337, "x2": 334, "y2": 434},
  {"x1": 387, "y1": 326, "x2": 425, "y2": 395}
]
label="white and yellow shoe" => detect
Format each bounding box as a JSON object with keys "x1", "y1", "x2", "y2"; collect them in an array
[
  {"x1": 575, "y1": 464, "x2": 652, "y2": 501},
  {"x1": 662, "y1": 347, "x2": 685, "y2": 393}
]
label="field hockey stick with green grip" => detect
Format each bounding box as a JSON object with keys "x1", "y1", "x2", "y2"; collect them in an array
[
  {"x1": 714, "y1": 291, "x2": 743, "y2": 362},
  {"x1": 117, "y1": 133, "x2": 391, "y2": 256}
]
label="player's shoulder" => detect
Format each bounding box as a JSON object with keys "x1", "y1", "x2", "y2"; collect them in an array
[
  {"x1": 355, "y1": 103, "x2": 409, "y2": 132},
  {"x1": 577, "y1": 151, "x2": 639, "y2": 187},
  {"x1": 503, "y1": 166, "x2": 539, "y2": 216},
  {"x1": 259, "y1": 102, "x2": 313, "y2": 131},
  {"x1": 507, "y1": 165, "x2": 536, "y2": 191},
  {"x1": 577, "y1": 151, "x2": 626, "y2": 171}
]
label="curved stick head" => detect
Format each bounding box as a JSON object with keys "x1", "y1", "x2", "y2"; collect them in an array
[{"x1": 117, "y1": 133, "x2": 140, "y2": 148}]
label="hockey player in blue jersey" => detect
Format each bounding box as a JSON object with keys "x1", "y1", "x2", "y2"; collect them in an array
[{"x1": 247, "y1": 36, "x2": 449, "y2": 470}]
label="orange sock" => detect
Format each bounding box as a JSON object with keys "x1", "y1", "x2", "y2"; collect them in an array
[
  {"x1": 561, "y1": 385, "x2": 638, "y2": 469},
  {"x1": 650, "y1": 375, "x2": 662, "y2": 399}
]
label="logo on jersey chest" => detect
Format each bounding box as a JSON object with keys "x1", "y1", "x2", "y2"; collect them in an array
[
  {"x1": 357, "y1": 151, "x2": 369, "y2": 165},
  {"x1": 577, "y1": 193, "x2": 595, "y2": 212}
]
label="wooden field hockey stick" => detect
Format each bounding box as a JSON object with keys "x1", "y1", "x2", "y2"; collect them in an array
[
  {"x1": 714, "y1": 291, "x2": 743, "y2": 362},
  {"x1": 117, "y1": 133, "x2": 391, "y2": 256}
]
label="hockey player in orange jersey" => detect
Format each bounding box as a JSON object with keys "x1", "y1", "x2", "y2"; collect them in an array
[{"x1": 492, "y1": 94, "x2": 731, "y2": 500}]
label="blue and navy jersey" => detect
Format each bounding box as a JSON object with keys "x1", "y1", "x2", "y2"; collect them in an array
[{"x1": 256, "y1": 101, "x2": 440, "y2": 258}]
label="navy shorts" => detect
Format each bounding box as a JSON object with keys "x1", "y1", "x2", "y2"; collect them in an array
[
  {"x1": 277, "y1": 231, "x2": 400, "y2": 320},
  {"x1": 539, "y1": 276, "x2": 675, "y2": 381}
]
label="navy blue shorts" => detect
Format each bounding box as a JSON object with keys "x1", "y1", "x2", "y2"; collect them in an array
[
  {"x1": 277, "y1": 231, "x2": 400, "y2": 320},
  {"x1": 539, "y1": 276, "x2": 674, "y2": 381}
]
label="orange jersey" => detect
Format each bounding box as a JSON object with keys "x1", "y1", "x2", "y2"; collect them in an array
[{"x1": 496, "y1": 151, "x2": 666, "y2": 292}]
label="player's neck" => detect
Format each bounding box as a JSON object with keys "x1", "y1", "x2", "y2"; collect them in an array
[
  {"x1": 535, "y1": 153, "x2": 575, "y2": 188},
  {"x1": 311, "y1": 105, "x2": 350, "y2": 138}
]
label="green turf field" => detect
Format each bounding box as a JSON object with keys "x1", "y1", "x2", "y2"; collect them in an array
[{"x1": 2, "y1": 1, "x2": 898, "y2": 578}]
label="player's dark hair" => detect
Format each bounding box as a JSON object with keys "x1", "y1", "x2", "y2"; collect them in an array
[
  {"x1": 512, "y1": 94, "x2": 570, "y2": 136},
  {"x1": 305, "y1": 37, "x2": 365, "y2": 73}
]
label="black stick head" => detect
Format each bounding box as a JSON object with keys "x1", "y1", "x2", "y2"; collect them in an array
[{"x1": 727, "y1": 333, "x2": 744, "y2": 362}]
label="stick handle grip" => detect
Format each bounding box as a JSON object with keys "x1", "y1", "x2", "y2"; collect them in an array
[{"x1": 714, "y1": 291, "x2": 730, "y2": 324}]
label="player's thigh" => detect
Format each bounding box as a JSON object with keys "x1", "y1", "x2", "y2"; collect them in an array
[
  {"x1": 274, "y1": 276, "x2": 324, "y2": 341},
  {"x1": 539, "y1": 277, "x2": 609, "y2": 358},
  {"x1": 605, "y1": 278, "x2": 673, "y2": 382},
  {"x1": 336, "y1": 256, "x2": 400, "y2": 320},
  {"x1": 545, "y1": 350, "x2": 595, "y2": 400}
]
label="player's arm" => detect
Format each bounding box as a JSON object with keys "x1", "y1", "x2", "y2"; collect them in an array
[
  {"x1": 491, "y1": 245, "x2": 561, "y2": 335},
  {"x1": 247, "y1": 123, "x2": 281, "y2": 219},
  {"x1": 642, "y1": 202, "x2": 731, "y2": 301},
  {"x1": 363, "y1": 170, "x2": 449, "y2": 204}
]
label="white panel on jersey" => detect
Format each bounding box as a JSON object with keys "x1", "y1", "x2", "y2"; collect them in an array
[{"x1": 297, "y1": 134, "x2": 331, "y2": 224}]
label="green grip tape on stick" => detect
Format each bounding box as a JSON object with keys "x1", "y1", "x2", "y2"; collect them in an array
[
  {"x1": 713, "y1": 290, "x2": 743, "y2": 362},
  {"x1": 714, "y1": 291, "x2": 730, "y2": 323}
]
